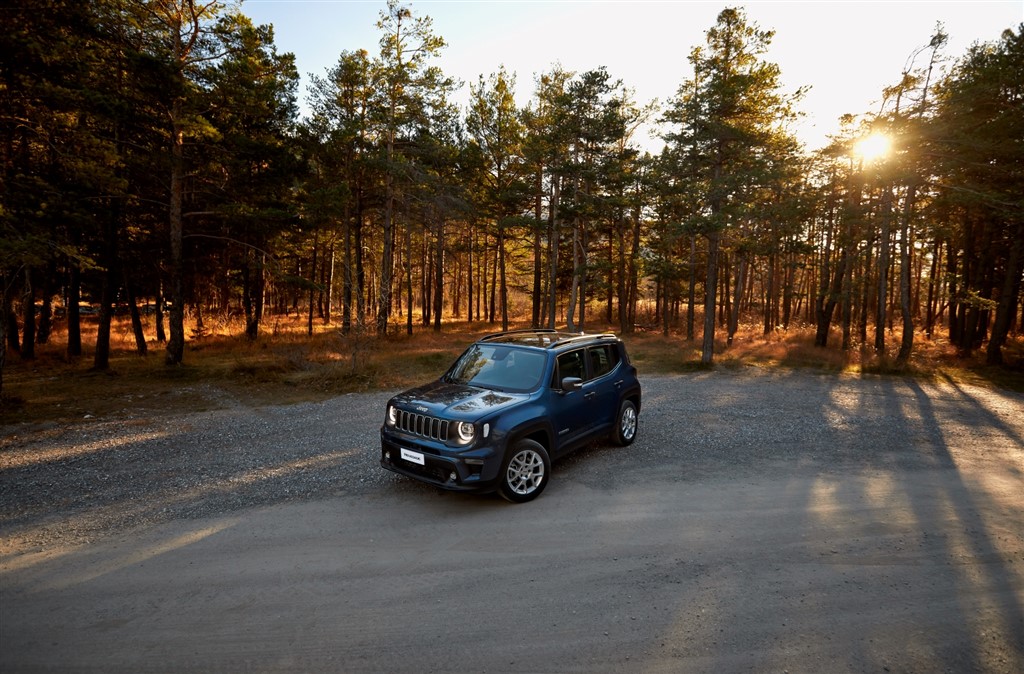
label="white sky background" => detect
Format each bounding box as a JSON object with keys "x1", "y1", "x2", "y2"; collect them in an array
[{"x1": 242, "y1": 0, "x2": 1024, "y2": 152}]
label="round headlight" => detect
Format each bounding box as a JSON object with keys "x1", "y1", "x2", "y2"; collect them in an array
[
  {"x1": 456, "y1": 421, "x2": 475, "y2": 443},
  {"x1": 387, "y1": 405, "x2": 398, "y2": 425}
]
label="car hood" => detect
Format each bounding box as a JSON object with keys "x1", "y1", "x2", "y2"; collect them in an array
[{"x1": 390, "y1": 380, "x2": 527, "y2": 420}]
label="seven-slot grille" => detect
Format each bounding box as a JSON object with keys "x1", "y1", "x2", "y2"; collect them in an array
[{"x1": 395, "y1": 409, "x2": 449, "y2": 441}]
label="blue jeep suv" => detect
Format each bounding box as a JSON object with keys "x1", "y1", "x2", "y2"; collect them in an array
[{"x1": 380, "y1": 329, "x2": 642, "y2": 502}]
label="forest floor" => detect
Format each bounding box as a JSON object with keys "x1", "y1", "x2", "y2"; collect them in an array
[{"x1": 1, "y1": 315, "x2": 1022, "y2": 427}]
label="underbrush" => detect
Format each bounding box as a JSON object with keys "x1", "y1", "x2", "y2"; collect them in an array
[{"x1": 1, "y1": 314, "x2": 1020, "y2": 426}]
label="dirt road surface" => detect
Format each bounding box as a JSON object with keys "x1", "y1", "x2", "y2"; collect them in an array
[{"x1": 2, "y1": 370, "x2": 1023, "y2": 672}]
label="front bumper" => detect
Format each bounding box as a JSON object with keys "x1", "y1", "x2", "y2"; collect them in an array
[{"x1": 380, "y1": 430, "x2": 501, "y2": 493}]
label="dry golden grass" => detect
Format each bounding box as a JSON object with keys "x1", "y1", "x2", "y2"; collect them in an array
[{"x1": 2, "y1": 313, "x2": 1021, "y2": 426}]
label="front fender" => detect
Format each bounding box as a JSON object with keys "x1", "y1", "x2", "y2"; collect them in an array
[{"x1": 486, "y1": 401, "x2": 553, "y2": 453}]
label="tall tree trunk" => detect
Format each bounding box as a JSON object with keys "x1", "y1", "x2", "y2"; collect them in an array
[
  {"x1": 896, "y1": 183, "x2": 919, "y2": 364},
  {"x1": 491, "y1": 236, "x2": 499, "y2": 325},
  {"x1": 782, "y1": 252, "x2": 795, "y2": 329},
  {"x1": 479, "y1": 232, "x2": 486, "y2": 322},
  {"x1": 323, "y1": 239, "x2": 335, "y2": 325},
  {"x1": 20, "y1": 268, "x2": 35, "y2": 360},
  {"x1": 859, "y1": 238, "x2": 873, "y2": 346},
  {"x1": 626, "y1": 206, "x2": 642, "y2": 333},
  {"x1": 720, "y1": 251, "x2": 730, "y2": 329},
  {"x1": 840, "y1": 251, "x2": 853, "y2": 350},
  {"x1": 193, "y1": 302, "x2": 205, "y2": 340},
  {"x1": 377, "y1": 149, "x2": 395, "y2": 335},
  {"x1": 817, "y1": 247, "x2": 845, "y2": 348},
  {"x1": 307, "y1": 230, "x2": 318, "y2": 336},
  {"x1": 243, "y1": 254, "x2": 256, "y2": 340},
  {"x1": 166, "y1": 114, "x2": 185, "y2": 365},
  {"x1": 985, "y1": 221, "x2": 1024, "y2": 365},
  {"x1": 947, "y1": 230, "x2": 961, "y2": 344},
  {"x1": 0, "y1": 288, "x2": 6, "y2": 397},
  {"x1": 342, "y1": 212, "x2": 353, "y2": 334},
  {"x1": 154, "y1": 281, "x2": 166, "y2": 343},
  {"x1": 405, "y1": 221, "x2": 413, "y2": 336},
  {"x1": 355, "y1": 195, "x2": 366, "y2": 327},
  {"x1": 578, "y1": 224, "x2": 587, "y2": 331},
  {"x1": 814, "y1": 199, "x2": 836, "y2": 346},
  {"x1": 253, "y1": 255, "x2": 264, "y2": 332},
  {"x1": 433, "y1": 218, "x2": 443, "y2": 332},
  {"x1": 36, "y1": 258, "x2": 55, "y2": 345},
  {"x1": 3, "y1": 283, "x2": 18, "y2": 357},
  {"x1": 421, "y1": 233, "x2": 431, "y2": 326},
  {"x1": 499, "y1": 225, "x2": 509, "y2": 332},
  {"x1": 605, "y1": 228, "x2": 614, "y2": 325},
  {"x1": 93, "y1": 269, "x2": 114, "y2": 371},
  {"x1": 925, "y1": 239, "x2": 940, "y2": 339},
  {"x1": 95, "y1": 175, "x2": 122, "y2": 371},
  {"x1": 840, "y1": 192, "x2": 856, "y2": 351},
  {"x1": 547, "y1": 179, "x2": 560, "y2": 330},
  {"x1": 875, "y1": 186, "x2": 894, "y2": 354},
  {"x1": 4, "y1": 287, "x2": 19, "y2": 356},
  {"x1": 701, "y1": 230, "x2": 721, "y2": 365},
  {"x1": 532, "y1": 173, "x2": 543, "y2": 328},
  {"x1": 67, "y1": 254, "x2": 82, "y2": 356},
  {"x1": 729, "y1": 254, "x2": 746, "y2": 345},
  {"x1": 687, "y1": 235, "x2": 696, "y2": 340},
  {"x1": 566, "y1": 218, "x2": 581, "y2": 332},
  {"x1": 466, "y1": 229, "x2": 474, "y2": 322},
  {"x1": 125, "y1": 272, "x2": 148, "y2": 355},
  {"x1": 767, "y1": 253, "x2": 778, "y2": 333}
]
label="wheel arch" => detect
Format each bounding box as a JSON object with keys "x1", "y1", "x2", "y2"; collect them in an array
[
  {"x1": 509, "y1": 422, "x2": 553, "y2": 454},
  {"x1": 623, "y1": 387, "x2": 642, "y2": 414}
]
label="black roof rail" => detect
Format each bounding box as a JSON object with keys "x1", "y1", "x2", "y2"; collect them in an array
[
  {"x1": 548, "y1": 332, "x2": 617, "y2": 349},
  {"x1": 477, "y1": 329, "x2": 619, "y2": 349},
  {"x1": 479, "y1": 328, "x2": 558, "y2": 342}
]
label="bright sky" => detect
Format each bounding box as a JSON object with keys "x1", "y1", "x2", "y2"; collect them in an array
[{"x1": 241, "y1": 0, "x2": 1023, "y2": 152}]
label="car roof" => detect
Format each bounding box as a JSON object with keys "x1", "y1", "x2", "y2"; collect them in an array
[{"x1": 477, "y1": 329, "x2": 619, "y2": 350}]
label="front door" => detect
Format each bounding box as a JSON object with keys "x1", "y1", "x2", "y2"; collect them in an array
[{"x1": 548, "y1": 348, "x2": 591, "y2": 452}]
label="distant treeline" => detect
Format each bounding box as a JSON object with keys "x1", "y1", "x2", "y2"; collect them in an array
[{"x1": 2, "y1": 1, "x2": 1021, "y2": 387}]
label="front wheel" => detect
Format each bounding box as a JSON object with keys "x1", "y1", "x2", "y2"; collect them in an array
[
  {"x1": 498, "y1": 439, "x2": 550, "y2": 503},
  {"x1": 611, "y1": 399, "x2": 638, "y2": 446}
]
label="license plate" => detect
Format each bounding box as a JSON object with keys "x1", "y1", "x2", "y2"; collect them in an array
[{"x1": 400, "y1": 448, "x2": 425, "y2": 466}]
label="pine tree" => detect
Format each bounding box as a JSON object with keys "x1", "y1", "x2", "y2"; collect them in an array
[
  {"x1": 372, "y1": 0, "x2": 448, "y2": 335},
  {"x1": 466, "y1": 67, "x2": 529, "y2": 332},
  {"x1": 663, "y1": 7, "x2": 802, "y2": 364}
]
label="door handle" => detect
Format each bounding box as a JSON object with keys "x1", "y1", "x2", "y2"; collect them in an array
[{"x1": 584, "y1": 391, "x2": 596, "y2": 400}]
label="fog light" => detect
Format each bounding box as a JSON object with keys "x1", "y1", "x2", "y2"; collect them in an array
[
  {"x1": 384, "y1": 450, "x2": 391, "y2": 460},
  {"x1": 449, "y1": 471, "x2": 457, "y2": 482}
]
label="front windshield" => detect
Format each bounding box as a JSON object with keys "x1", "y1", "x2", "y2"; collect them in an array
[{"x1": 446, "y1": 345, "x2": 546, "y2": 392}]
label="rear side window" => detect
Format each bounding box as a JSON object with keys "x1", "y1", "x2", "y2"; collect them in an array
[
  {"x1": 588, "y1": 345, "x2": 619, "y2": 378},
  {"x1": 554, "y1": 349, "x2": 586, "y2": 384}
]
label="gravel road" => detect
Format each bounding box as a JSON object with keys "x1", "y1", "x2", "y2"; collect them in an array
[{"x1": 2, "y1": 369, "x2": 1023, "y2": 672}]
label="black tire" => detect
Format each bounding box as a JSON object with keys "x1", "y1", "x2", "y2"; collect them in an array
[
  {"x1": 498, "y1": 439, "x2": 550, "y2": 503},
  {"x1": 611, "y1": 399, "x2": 638, "y2": 446}
]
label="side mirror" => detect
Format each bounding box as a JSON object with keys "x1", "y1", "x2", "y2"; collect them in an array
[{"x1": 561, "y1": 377, "x2": 583, "y2": 393}]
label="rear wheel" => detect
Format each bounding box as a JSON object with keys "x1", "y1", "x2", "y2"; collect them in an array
[
  {"x1": 498, "y1": 439, "x2": 550, "y2": 503},
  {"x1": 611, "y1": 399, "x2": 638, "y2": 446}
]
